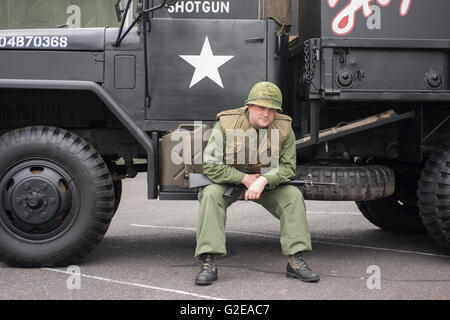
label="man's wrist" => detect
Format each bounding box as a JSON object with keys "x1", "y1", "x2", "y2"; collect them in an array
[
  {"x1": 261, "y1": 174, "x2": 276, "y2": 188},
  {"x1": 257, "y1": 176, "x2": 269, "y2": 186}
]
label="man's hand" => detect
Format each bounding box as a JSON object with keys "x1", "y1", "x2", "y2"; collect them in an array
[
  {"x1": 245, "y1": 176, "x2": 269, "y2": 202},
  {"x1": 241, "y1": 173, "x2": 261, "y2": 189}
]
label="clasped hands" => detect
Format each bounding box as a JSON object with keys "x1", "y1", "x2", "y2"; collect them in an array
[{"x1": 241, "y1": 173, "x2": 268, "y2": 202}]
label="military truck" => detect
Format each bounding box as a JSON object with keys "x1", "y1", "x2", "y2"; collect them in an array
[{"x1": 0, "y1": 0, "x2": 448, "y2": 267}]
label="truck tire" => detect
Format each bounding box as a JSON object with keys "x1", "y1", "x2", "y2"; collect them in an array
[
  {"x1": 356, "y1": 198, "x2": 425, "y2": 235},
  {"x1": 297, "y1": 164, "x2": 395, "y2": 201},
  {"x1": 113, "y1": 180, "x2": 122, "y2": 212},
  {"x1": 0, "y1": 126, "x2": 116, "y2": 267},
  {"x1": 355, "y1": 170, "x2": 426, "y2": 234},
  {"x1": 417, "y1": 144, "x2": 450, "y2": 248}
]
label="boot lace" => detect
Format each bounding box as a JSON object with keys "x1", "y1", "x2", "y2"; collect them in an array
[
  {"x1": 293, "y1": 254, "x2": 313, "y2": 273},
  {"x1": 201, "y1": 254, "x2": 215, "y2": 273}
]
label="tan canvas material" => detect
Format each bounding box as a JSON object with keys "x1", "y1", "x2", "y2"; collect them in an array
[
  {"x1": 265, "y1": 0, "x2": 292, "y2": 27},
  {"x1": 216, "y1": 106, "x2": 292, "y2": 173}
]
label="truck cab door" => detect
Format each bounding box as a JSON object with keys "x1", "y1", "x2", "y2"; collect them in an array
[{"x1": 145, "y1": 0, "x2": 282, "y2": 127}]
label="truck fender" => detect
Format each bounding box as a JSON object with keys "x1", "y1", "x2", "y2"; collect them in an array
[{"x1": 0, "y1": 78, "x2": 157, "y2": 199}]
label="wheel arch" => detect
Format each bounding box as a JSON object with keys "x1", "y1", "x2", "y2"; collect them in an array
[{"x1": 0, "y1": 79, "x2": 157, "y2": 199}]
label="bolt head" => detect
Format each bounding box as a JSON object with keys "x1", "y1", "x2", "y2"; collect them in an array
[
  {"x1": 426, "y1": 72, "x2": 442, "y2": 89},
  {"x1": 337, "y1": 71, "x2": 353, "y2": 87},
  {"x1": 28, "y1": 198, "x2": 38, "y2": 207}
]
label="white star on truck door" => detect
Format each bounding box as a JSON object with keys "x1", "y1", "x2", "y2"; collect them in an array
[{"x1": 180, "y1": 36, "x2": 234, "y2": 88}]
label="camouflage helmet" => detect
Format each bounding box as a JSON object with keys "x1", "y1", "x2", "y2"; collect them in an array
[{"x1": 245, "y1": 81, "x2": 283, "y2": 111}]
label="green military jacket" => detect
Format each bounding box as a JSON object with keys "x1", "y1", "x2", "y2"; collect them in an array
[{"x1": 203, "y1": 106, "x2": 297, "y2": 190}]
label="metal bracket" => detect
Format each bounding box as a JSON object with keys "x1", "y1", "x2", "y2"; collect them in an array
[{"x1": 296, "y1": 108, "x2": 416, "y2": 150}]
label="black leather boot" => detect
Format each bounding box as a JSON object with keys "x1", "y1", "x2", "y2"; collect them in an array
[
  {"x1": 195, "y1": 253, "x2": 218, "y2": 285},
  {"x1": 286, "y1": 252, "x2": 320, "y2": 283}
]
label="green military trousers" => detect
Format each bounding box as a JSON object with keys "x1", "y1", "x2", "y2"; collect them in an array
[{"x1": 195, "y1": 183, "x2": 312, "y2": 258}]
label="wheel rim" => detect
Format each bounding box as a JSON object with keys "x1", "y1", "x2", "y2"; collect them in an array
[{"x1": 0, "y1": 159, "x2": 80, "y2": 243}]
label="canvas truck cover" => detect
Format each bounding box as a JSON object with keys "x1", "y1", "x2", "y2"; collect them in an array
[
  {"x1": 299, "y1": 0, "x2": 450, "y2": 40},
  {"x1": 0, "y1": 0, "x2": 293, "y2": 29},
  {"x1": 266, "y1": 0, "x2": 291, "y2": 27},
  {"x1": 0, "y1": 0, "x2": 120, "y2": 29}
]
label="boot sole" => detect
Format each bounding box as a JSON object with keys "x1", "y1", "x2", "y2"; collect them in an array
[{"x1": 286, "y1": 271, "x2": 320, "y2": 283}]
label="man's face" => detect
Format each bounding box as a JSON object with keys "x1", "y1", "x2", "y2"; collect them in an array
[{"x1": 248, "y1": 104, "x2": 277, "y2": 129}]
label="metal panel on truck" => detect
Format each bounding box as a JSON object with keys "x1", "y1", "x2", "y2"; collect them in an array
[
  {"x1": 146, "y1": 18, "x2": 267, "y2": 123},
  {"x1": 297, "y1": 0, "x2": 450, "y2": 102},
  {"x1": 152, "y1": 0, "x2": 263, "y2": 20},
  {"x1": 300, "y1": 0, "x2": 450, "y2": 40}
]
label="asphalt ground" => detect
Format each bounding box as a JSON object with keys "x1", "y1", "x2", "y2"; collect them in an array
[{"x1": 0, "y1": 173, "x2": 449, "y2": 301}]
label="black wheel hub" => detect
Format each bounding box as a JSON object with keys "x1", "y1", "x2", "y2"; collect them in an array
[{"x1": 0, "y1": 160, "x2": 78, "y2": 242}]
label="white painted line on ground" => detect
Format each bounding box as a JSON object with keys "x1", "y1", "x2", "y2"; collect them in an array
[
  {"x1": 132, "y1": 224, "x2": 276, "y2": 239},
  {"x1": 41, "y1": 267, "x2": 226, "y2": 301},
  {"x1": 131, "y1": 224, "x2": 450, "y2": 259},
  {"x1": 307, "y1": 211, "x2": 361, "y2": 215},
  {"x1": 311, "y1": 240, "x2": 450, "y2": 259}
]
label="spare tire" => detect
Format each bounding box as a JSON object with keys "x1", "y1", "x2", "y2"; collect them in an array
[{"x1": 296, "y1": 164, "x2": 395, "y2": 201}]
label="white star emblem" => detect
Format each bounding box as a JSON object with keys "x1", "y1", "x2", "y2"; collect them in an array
[{"x1": 180, "y1": 36, "x2": 234, "y2": 88}]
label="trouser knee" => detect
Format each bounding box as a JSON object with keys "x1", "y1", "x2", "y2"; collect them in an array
[{"x1": 199, "y1": 184, "x2": 228, "y2": 208}]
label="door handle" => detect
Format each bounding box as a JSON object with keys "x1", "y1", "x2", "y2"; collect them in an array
[
  {"x1": 275, "y1": 34, "x2": 282, "y2": 59},
  {"x1": 245, "y1": 37, "x2": 265, "y2": 43}
]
